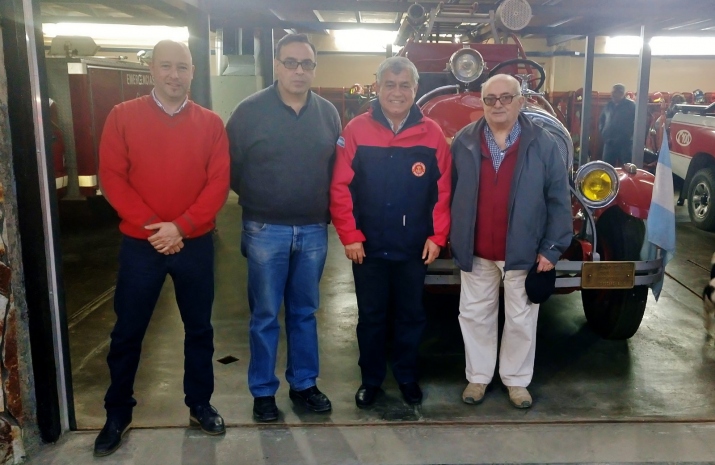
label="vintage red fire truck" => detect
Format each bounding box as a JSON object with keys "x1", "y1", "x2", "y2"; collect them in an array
[
  {"x1": 667, "y1": 102, "x2": 715, "y2": 230},
  {"x1": 401, "y1": 36, "x2": 664, "y2": 340}
]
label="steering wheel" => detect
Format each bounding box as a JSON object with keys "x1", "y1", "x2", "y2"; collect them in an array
[{"x1": 488, "y1": 58, "x2": 546, "y2": 92}]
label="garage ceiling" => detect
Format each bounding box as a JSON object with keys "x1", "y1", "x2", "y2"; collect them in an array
[{"x1": 39, "y1": 0, "x2": 715, "y2": 40}]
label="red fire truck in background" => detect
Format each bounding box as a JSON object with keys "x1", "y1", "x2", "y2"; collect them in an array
[
  {"x1": 47, "y1": 58, "x2": 153, "y2": 200},
  {"x1": 388, "y1": 3, "x2": 664, "y2": 340}
]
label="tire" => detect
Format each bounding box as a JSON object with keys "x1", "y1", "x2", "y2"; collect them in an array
[
  {"x1": 687, "y1": 167, "x2": 715, "y2": 231},
  {"x1": 581, "y1": 208, "x2": 648, "y2": 340}
]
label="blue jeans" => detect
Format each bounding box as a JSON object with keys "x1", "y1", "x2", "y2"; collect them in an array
[
  {"x1": 104, "y1": 234, "x2": 215, "y2": 421},
  {"x1": 241, "y1": 221, "x2": 328, "y2": 397}
]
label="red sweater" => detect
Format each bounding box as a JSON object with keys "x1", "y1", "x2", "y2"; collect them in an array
[
  {"x1": 474, "y1": 135, "x2": 520, "y2": 261},
  {"x1": 99, "y1": 96, "x2": 230, "y2": 239}
]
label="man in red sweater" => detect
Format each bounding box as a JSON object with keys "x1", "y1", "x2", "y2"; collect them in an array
[
  {"x1": 449, "y1": 74, "x2": 571, "y2": 410},
  {"x1": 94, "y1": 40, "x2": 229, "y2": 456}
]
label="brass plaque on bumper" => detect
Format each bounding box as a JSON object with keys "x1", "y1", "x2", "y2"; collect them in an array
[{"x1": 581, "y1": 262, "x2": 636, "y2": 289}]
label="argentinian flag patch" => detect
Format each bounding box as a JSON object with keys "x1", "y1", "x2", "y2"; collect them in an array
[{"x1": 337, "y1": 136, "x2": 345, "y2": 148}]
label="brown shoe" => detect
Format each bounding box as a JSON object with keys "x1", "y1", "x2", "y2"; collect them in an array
[
  {"x1": 507, "y1": 386, "x2": 532, "y2": 409},
  {"x1": 462, "y1": 383, "x2": 487, "y2": 405}
]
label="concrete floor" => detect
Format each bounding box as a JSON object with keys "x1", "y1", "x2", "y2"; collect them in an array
[{"x1": 37, "y1": 193, "x2": 715, "y2": 464}]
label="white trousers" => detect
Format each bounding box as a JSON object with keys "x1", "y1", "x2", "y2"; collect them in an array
[{"x1": 458, "y1": 256, "x2": 539, "y2": 387}]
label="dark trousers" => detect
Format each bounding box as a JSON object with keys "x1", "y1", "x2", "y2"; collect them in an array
[
  {"x1": 104, "y1": 234, "x2": 215, "y2": 421},
  {"x1": 352, "y1": 257, "x2": 427, "y2": 386},
  {"x1": 602, "y1": 138, "x2": 632, "y2": 166}
]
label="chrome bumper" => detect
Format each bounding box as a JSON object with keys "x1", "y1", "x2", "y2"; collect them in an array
[{"x1": 425, "y1": 257, "x2": 665, "y2": 288}]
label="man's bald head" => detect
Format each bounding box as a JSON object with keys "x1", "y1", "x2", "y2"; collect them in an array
[
  {"x1": 482, "y1": 74, "x2": 521, "y2": 96},
  {"x1": 152, "y1": 40, "x2": 192, "y2": 66}
]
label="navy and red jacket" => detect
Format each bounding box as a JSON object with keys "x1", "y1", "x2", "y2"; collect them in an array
[{"x1": 330, "y1": 100, "x2": 451, "y2": 261}]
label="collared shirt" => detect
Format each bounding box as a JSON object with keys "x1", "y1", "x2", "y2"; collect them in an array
[
  {"x1": 484, "y1": 121, "x2": 521, "y2": 172},
  {"x1": 151, "y1": 89, "x2": 189, "y2": 116},
  {"x1": 389, "y1": 114, "x2": 410, "y2": 134}
]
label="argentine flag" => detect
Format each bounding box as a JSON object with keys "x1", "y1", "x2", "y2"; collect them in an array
[{"x1": 646, "y1": 134, "x2": 676, "y2": 300}]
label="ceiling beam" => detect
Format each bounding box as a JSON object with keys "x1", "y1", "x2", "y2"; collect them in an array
[
  {"x1": 546, "y1": 34, "x2": 582, "y2": 46},
  {"x1": 42, "y1": 0, "x2": 189, "y2": 17},
  {"x1": 97, "y1": 2, "x2": 145, "y2": 18},
  {"x1": 522, "y1": 25, "x2": 715, "y2": 37},
  {"x1": 211, "y1": 0, "x2": 715, "y2": 18},
  {"x1": 211, "y1": 0, "x2": 415, "y2": 14}
]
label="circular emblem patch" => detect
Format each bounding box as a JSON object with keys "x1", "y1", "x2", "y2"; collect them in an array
[
  {"x1": 412, "y1": 162, "x2": 426, "y2": 177},
  {"x1": 675, "y1": 129, "x2": 692, "y2": 147}
]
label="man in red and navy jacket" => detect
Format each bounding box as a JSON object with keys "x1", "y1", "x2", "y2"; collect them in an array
[{"x1": 330, "y1": 57, "x2": 451, "y2": 408}]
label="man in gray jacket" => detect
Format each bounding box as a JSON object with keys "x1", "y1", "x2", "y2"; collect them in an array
[{"x1": 450, "y1": 74, "x2": 571, "y2": 409}]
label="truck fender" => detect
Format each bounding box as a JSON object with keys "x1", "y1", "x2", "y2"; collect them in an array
[{"x1": 597, "y1": 168, "x2": 655, "y2": 220}]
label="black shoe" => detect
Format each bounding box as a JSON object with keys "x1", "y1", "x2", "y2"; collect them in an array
[
  {"x1": 399, "y1": 382, "x2": 423, "y2": 405},
  {"x1": 355, "y1": 384, "x2": 381, "y2": 408},
  {"x1": 189, "y1": 404, "x2": 225, "y2": 435},
  {"x1": 289, "y1": 386, "x2": 332, "y2": 412},
  {"x1": 253, "y1": 396, "x2": 279, "y2": 422},
  {"x1": 93, "y1": 417, "x2": 131, "y2": 457}
]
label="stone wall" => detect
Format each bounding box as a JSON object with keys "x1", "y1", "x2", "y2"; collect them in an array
[{"x1": 0, "y1": 26, "x2": 32, "y2": 465}]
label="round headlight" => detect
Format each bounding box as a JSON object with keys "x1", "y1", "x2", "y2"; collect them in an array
[
  {"x1": 575, "y1": 161, "x2": 619, "y2": 209},
  {"x1": 449, "y1": 48, "x2": 485, "y2": 84}
]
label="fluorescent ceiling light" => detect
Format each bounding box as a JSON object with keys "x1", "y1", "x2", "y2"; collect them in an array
[
  {"x1": 42, "y1": 23, "x2": 189, "y2": 48},
  {"x1": 605, "y1": 35, "x2": 715, "y2": 56},
  {"x1": 333, "y1": 29, "x2": 398, "y2": 52}
]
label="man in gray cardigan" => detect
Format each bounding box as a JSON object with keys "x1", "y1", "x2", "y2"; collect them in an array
[
  {"x1": 226, "y1": 33, "x2": 341, "y2": 422},
  {"x1": 450, "y1": 74, "x2": 571, "y2": 409}
]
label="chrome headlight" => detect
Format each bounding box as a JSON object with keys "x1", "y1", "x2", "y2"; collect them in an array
[
  {"x1": 448, "y1": 48, "x2": 485, "y2": 84},
  {"x1": 574, "y1": 161, "x2": 619, "y2": 209}
]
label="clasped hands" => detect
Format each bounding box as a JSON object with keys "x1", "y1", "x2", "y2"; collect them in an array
[
  {"x1": 344, "y1": 238, "x2": 440, "y2": 265},
  {"x1": 146, "y1": 222, "x2": 184, "y2": 255}
]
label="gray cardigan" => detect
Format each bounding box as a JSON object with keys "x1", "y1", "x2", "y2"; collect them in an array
[{"x1": 449, "y1": 114, "x2": 572, "y2": 272}]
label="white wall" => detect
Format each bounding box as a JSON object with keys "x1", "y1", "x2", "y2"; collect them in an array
[{"x1": 312, "y1": 54, "x2": 385, "y2": 88}]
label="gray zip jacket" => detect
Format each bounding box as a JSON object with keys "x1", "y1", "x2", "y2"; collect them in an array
[{"x1": 450, "y1": 114, "x2": 572, "y2": 272}]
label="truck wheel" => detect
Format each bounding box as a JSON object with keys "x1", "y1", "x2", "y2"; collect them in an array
[
  {"x1": 581, "y1": 208, "x2": 648, "y2": 340},
  {"x1": 687, "y1": 167, "x2": 715, "y2": 231}
]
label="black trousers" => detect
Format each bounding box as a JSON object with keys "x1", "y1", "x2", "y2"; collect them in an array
[
  {"x1": 602, "y1": 138, "x2": 632, "y2": 166},
  {"x1": 352, "y1": 256, "x2": 427, "y2": 386},
  {"x1": 104, "y1": 234, "x2": 215, "y2": 421}
]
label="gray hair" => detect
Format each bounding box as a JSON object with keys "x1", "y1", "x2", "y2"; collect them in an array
[
  {"x1": 376, "y1": 57, "x2": 419, "y2": 85},
  {"x1": 612, "y1": 83, "x2": 626, "y2": 92},
  {"x1": 481, "y1": 74, "x2": 521, "y2": 95}
]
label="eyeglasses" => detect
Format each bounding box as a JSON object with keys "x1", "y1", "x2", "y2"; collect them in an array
[
  {"x1": 277, "y1": 59, "x2": 317, "y2": 70},
  {"x1": 482, "y1": 94, "x2": 520, "y2": 106}
]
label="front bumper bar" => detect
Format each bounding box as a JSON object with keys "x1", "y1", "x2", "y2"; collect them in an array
[{"x1": 425, "y1": 257, "x2": 665, "y2": 288}]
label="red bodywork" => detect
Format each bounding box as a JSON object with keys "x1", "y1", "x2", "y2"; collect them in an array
[
  {"x1": 667, "y1": 110, "x2": 715, "y2": 182},
  {"x1": 49, "y1": 99, "x2": 67, "y2": 198},
  {"x1": 68, "y1": 60, "x2": 154, "y2": 196}
]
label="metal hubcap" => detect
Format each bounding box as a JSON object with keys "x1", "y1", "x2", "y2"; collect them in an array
[{"x1": 692, "y1": 181, "x2": 711, "y2": 220}]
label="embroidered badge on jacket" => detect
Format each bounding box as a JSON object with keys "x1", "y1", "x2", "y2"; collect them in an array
[{"x1": 412, "y1": 162, "x2": 426, "y2": 177}]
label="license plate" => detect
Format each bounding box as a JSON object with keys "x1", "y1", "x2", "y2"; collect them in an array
[{"x1": 581, "y1": 262, "x2": 636, "y2": 289}]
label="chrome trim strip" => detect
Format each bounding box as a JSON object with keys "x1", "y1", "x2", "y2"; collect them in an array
[
  {"x1": 55, "y1": 175, "x2": 68, "y2": 189},
  {"x1": 78, "y1": 175, "x2": 97, "y2": 187}
]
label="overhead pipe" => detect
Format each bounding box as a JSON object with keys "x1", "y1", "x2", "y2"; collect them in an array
[{"x1": 394, "y1": 3, "x2": 429, "y2": 46}]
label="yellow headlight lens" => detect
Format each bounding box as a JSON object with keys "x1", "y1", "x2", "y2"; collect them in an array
[{"x1": 581, "y1": 170, "x2": 613, "y2": 201}]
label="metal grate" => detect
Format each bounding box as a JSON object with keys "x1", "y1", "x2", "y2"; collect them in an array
[{"x1": 496, "y1": 0, "x2": 533, "y2": 31}]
